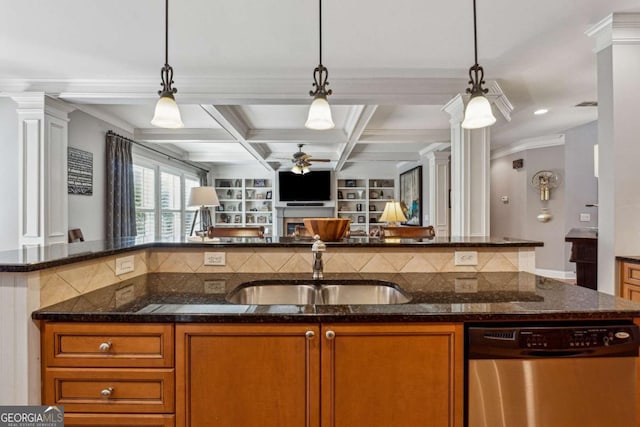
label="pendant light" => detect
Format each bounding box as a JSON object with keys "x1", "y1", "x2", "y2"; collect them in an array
[
  {"x1": 151, "y1": 0, "x2": 184, "y2": 129},
  {"x1": 305, "y1": 0, "x2": 335, "y2": 130},
  {"x1": 461, "y1": 0, "x2": 496, "y2": 129}
]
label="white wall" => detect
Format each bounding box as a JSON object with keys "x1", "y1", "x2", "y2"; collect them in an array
[
  {"x1": 0, "y1": 98, "x2": 19, "y2": 251},
  {"x1": 67, "y1": 110, "x2": 133, "y2": 242}
]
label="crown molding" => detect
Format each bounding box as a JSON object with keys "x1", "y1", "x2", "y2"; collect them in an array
[
  {"x1": 586, "y1": 13, "x2": 640, "y2": 53},
  {"x1": 359, "y1": 129, "x2": 450, "y2": 143},
  {"x1": 490, "y1": 134, "x2": 565, "y2": 160}
]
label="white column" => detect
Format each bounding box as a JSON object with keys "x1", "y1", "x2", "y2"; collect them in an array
[
  {"x1": 587, "y1": 13, "x2": 640, "y2": 295},
  {"x1": 12, "y1": 93, "x2": 74, "y2": 247},
  {"x1": 427, "y1": 151, "x2": 450, "y2": 237},
  {"x1": 442, "y1": 94, "x2": 491, "y2": 237}
]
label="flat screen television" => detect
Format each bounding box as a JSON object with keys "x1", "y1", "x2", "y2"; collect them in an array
[{"x1": 278, "y1": 170, "x2": 331, "y2": 201}]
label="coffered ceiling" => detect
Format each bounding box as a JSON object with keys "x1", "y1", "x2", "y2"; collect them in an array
[{"x1": 2, "y1": 0, "x2": 638, "y2": 171}]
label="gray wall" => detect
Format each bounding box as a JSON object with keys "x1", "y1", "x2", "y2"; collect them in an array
[
  {"x1": 67, "y1": 110, "x2": 133, "y2": 242},
  {"x1": 0, "y1": 98, "x2": 19, "y2": 251},
  {"x1": 490, "y1": 152, "x2": 528, "y2": 239}
]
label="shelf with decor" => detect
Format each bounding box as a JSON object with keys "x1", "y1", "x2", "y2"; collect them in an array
[
  {"x1": 212, "y1": 178, "x2": 274, "y2": 234},
  {"x1": 336, "y1": 177, "x2": 396, "y2": 235}
]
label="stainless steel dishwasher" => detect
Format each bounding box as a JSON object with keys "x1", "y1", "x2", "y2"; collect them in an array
[{"x1": 468, "y1": 323, "x2": 640, "y2": 427}]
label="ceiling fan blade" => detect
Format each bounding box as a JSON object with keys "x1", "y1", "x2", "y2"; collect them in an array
[{"x1": 309, "y1": 158, "x2": 331, "y2": 162}]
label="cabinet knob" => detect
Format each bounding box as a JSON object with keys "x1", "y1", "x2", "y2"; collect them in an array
[
  {"x1": 325, "y1": 330, "x2": 336, "y2": 340},
  {"x1": 305, "y1": 330, "x2": 315, "y2": 339},
  {"x1": 101, "y1": 387, "x2": 113, "y2": 397},
  {"x1": 98, "y1": 342, "x2": 112, "y2": 352}
]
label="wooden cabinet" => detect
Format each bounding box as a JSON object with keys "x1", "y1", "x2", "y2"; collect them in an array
[
  {"x1": 321, "y1": 323, "x2": 463, "y2": 427},
  {"x1": 621, "y1": 261, "x2": 640, "y2": 301},
  {"x1": 42, "y1": 322, "x2": 175, "y2": 426},
  {"x1": 176, "y1": 323, "x2": 463, "y2": 427},
  {"x1": 175, "y1": 324, "x2": 320, "y2": 427}
]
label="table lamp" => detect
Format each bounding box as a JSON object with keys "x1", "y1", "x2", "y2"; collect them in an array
[
  {"x1": 378, "y1": 201, "x2": 407, "y2": 226},
  {"x1": 188, "y1": 186, "x2": 220, "y2": 236}
]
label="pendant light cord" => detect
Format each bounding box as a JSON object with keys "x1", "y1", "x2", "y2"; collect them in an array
[
  {"x1": 165, "y1": 0, "x2": 169, "y2": 66},
  {"x1": 472, "y1": 0, "x2": 478, "y2": 66},
  {"x1": 318, "y1": 0, "x2": 323, "y2": 66}
]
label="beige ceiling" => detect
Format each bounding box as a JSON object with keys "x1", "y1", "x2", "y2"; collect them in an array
[{"x1": 2, "y1": 0, "x2": 638, "y2": 171}]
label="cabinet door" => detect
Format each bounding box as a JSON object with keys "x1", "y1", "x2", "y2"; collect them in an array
[
  {"x1": 623, "y1": 283, "x2": 640, "y2": 302},
  {"x1": 321, "y1": 323, "x2": 463, "y2": 427},
  {"x1": 176, "y1": 324, "x2": 320, "y2": 427}
]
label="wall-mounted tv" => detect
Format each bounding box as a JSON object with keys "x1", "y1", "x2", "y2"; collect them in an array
[{"x1": 278, "y1": 170, "x2": 331, "y2": 201}]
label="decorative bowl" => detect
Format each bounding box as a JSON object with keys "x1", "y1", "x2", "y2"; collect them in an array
[{"x1": 303, "y1": 218, "x2": 351, "y2": 242}]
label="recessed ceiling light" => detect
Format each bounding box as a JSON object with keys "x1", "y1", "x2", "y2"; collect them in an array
[{"x1": 534, "y1": 109, "x2": 549, "y2": 115}]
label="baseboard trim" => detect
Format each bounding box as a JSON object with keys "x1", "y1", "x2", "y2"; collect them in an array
[{"x1": 535, "y1": 268, "x2": 577, "y2": 280}]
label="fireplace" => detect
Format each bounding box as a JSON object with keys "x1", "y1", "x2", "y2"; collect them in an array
[
  {"x1": 276, "y1": 205, "x2": 336, "y2": 237},
  {"x1": 284, "y1": 217, "x2": 305, "y2": 236}
]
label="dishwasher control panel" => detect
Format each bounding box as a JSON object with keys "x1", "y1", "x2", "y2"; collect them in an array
[{"x1": 468, "y1": 324, "x2": 640, "y2": 358}]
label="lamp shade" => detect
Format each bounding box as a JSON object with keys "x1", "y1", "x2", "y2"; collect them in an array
[
  {"x1": 461, "y1": 94, "x2": 496, "y2": 129},
  {"x1": 305, "y1": 94, "x2": 335, "y2": 130},
  {"x1": 188, "y1": 186, "x2": 219, "y2": 208},
  {"x1": 378, "y1": 201, "x2": 408, "y2": 225},
  {"x1": 151, "y1": 93, "x2": 184, "y2": 129}
]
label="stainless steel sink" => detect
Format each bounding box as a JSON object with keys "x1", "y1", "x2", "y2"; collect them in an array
[{"x1": 225, "y1": 280, "x2": 411, "y2": 305}]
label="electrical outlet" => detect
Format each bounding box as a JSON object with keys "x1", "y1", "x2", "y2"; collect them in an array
[
  {"x1": 454, "y1": 251, "x2": 478, "y2": 266},
  {"x1": 580, "y1": 213, "x2": 591, "y2": 222},
  {"x1": 115, "y1": 255, "x2": 135, "y2": 275},
  {"x1": 204, "y1": 252, "x2": 226, "y2": 266},
  {"x1": 204, "y1": 280, "x2": 226, "y2": 293},
  {"x1": 115, "y1": 284, "x2": 135, "y2": 307},
  {"x1": 501, "y1": 196, "x2": 509, "y2": 203}
]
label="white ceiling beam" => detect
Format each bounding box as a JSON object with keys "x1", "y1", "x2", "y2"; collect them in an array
[
  {"x1": 186, "y1": 152, "x2": 257, "y2": 162},
  {"x1": 134, "y1": 128, "x2": 234, "y2": 143},
  {"x1": 358, "y1": 129, "x2": 450, "y2": 143},
  {"x1": 247, "y1": 129, "x2": 348, "y2": 144},
  {"x1": 335, "y1": 105, "x2": 378, "y2": 172},
  {"x1": 348, "y1": 152, "x2": 421, "y2": 162},
  {"x1": 200, "y1": 104, "x2": 274, "y2": 171}
]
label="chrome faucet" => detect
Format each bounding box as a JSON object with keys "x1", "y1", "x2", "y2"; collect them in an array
[{"x1": 311, "y1": 235, "x2": 326, "y2": 280}]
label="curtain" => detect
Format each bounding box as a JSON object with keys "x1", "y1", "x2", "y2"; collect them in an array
[{"x1": 106, "y1": 132, "x2": 137, "y2": 240}]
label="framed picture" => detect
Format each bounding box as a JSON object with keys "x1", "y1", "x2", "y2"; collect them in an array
[
  {"x1": 254, "y1": 179, "x2": 266, "y2": 187},
  {"x1": 67, "y1": 147, "x2": 93, "y2": 195},
  {"x1": 345, "y1": 179, "x2": 356, "y2": 187},
  {"x1": 266, "y1": 190, "x2": 272, "y2": 199},
  {"x1": 357, "y1": 215, "x2": 366, "y2": 223},
  {"x1": 346, "y1": 192, "x2": 356, "y2": 199},
  {"x1": 234, "y1": 214, "x2": 241, "y2": 223},
  {"x1": 369, "y1": 205, "x2": 376, "y2": 211},
  {"x1": 400, "y1": 166, "x2": 423, "y2": 225},
  {"x1": 338, "y1": 190, "x2": 344, "y2": 199},
  {"x1": 246, "y1": 189, "x2": 255, "y2": 199}
]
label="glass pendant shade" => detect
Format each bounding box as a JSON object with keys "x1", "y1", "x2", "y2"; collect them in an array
[
  {"x1": 151, "y1": 93, "x2": 184, "y2": 129},
  {"x1": 305, "y1": 94, "x2": 334, "y2": 130},
  {"x1": 291, "y1": 165, "x2": 302, "y2": 174},
  {"x1": 461, "y1": 94, "x2": 496, "y2": 129}
]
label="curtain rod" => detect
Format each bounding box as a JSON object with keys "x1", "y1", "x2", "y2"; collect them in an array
[{"x1": 107, "y1": 130, "x2": 209, "y2": 174}]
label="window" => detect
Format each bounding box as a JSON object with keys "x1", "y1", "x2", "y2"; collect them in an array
[{"x1": 133, "y1": 158, "x2": 202, "y2": 240}]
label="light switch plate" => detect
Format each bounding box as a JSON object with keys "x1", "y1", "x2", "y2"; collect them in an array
[
  {"x1": 204, "y1": 252, "x2": 226, "y2": 266},
  {"x1": 454, "y1": 251, "x2": 478, "y2": 266},
  {"x1": 115, "y1": 255, "x2": 135, "y2": 275},
  {"x1": 580, "y1": 213, "x2": 591, "y2": 222}
]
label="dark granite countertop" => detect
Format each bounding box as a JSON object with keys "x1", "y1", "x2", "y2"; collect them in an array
[
  {"x1": 32, "y1": 272, "x2": 640, "y2": 323},
  {"x1": 0, "y1": 236, "x2": 542, "y2": 273},
  {"x1": 618, "y1": 256, "x2": 640, "y2": 264}
]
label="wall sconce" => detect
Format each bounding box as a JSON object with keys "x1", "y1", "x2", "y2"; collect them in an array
[{"x1": 531, "y1": 170, "x2": 559, "y2": 201}]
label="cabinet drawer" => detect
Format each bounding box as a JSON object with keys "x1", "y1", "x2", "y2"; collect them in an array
[
  {"x1": 43, "y1": 323, "x2": 173, "y2": 368},
  {"x1": 64, "y1": 414, "x2": 174, "y2": 426},
  {"x1": 43, "y1": 368, "x2": 174, "y2": 413},
  {"x1": 623, "y1": 262, "x2": 640, "y2": 287}
]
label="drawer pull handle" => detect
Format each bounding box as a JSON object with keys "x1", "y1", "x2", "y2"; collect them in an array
[
  {"x1": 325, "y1": 330, "x2": 335, "y2": 340},
  {"x1": 98, "y1": 342, "x2": 112, "y2": 352},
  {"x1": 305, "y1": 330, "x2": 315, "y2": 339},
  {"x1": 101, "y1": 387, "x2": 113, "y2": 397}
]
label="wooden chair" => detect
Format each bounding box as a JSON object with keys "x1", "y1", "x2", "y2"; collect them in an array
[
  {"x1": 207, "y1": 226, "x2": 265, "y2": 238},
  {"x1": 381, "y1": 226, "x2": 435, "y2": 239},
  {"x1": 68, "y1": 228, "x2": 84, "y2": 243}
]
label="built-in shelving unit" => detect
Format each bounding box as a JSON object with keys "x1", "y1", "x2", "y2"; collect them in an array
[
  {"x1": 214, "y1": 178, "x2": 273, "y2": 234},
  {"x1": 336, "y1": 178, "x2": 396, "y2": 236}
]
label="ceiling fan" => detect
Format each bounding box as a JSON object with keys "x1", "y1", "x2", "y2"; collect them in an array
[{"x1": 288, "y1": 144, "x2": 331, "y2": 174}]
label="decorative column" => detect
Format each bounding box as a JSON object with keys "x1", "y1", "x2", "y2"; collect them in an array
[
  {"x1": 442, "y1": 94, "x2": 491, "y2": 237},
  {"x1": 587, "y1": 13, "x2": 640, "y2": 295},
  {"x1": 11, "y1": 93, "x2": 74, "y2": 247},
  {"x1": 427, "y1": 151, "x2": 450, "y2": 237}
]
